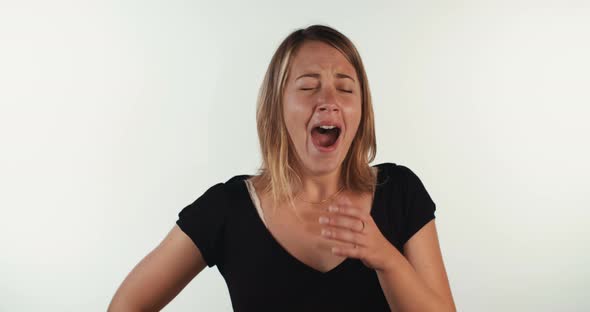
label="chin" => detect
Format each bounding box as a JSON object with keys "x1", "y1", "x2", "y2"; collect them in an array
[{"x1": 302, "y1": 157, "x2": 342, "y2": 176}]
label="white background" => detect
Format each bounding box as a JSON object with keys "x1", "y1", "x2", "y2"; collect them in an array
[{"x1": 1, "y1": 0, "x2": 589, "y2": 311}]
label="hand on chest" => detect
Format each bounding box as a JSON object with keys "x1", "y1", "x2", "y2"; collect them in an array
[{"x1": 260, "y1": 192, "x2": 373, "y2": 273}]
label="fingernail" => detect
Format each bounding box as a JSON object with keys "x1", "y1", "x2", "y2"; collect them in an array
[
  {"x1": 328, "y1": 206, "x2": 338, "y2": 212},
  {"x1": 319, "y1": 216, "x2": 329, "y2": 224}
]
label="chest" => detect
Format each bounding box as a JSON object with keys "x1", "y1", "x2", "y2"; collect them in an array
[
  {"x1": 258, "y1": 192, "x2": 373, "y2": 273},
  {"x1": 214, "y1": 177, "x2": 395, "y2": 311}
]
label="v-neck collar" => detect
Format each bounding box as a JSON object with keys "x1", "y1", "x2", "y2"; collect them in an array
[{"x1": 240, "y1": 164, "x2": 385, "y2": 275}]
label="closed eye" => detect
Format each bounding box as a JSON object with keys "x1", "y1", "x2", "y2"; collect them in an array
[{"x1": 300, "y1": 88, "x2": 353, "y2": 93}]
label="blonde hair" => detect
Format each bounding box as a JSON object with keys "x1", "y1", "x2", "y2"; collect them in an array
[{"x1": 252, "y1": 24, "x2": 377, "y2": 216}]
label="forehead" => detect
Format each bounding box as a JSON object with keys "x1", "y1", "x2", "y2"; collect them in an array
[{"x1": 289, "y1": 40, "x2": 356, "y2": 78}]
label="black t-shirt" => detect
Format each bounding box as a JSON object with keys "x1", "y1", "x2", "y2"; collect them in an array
[{"x1": 176, "y1": 162, "x2": 436, "y2": 312}]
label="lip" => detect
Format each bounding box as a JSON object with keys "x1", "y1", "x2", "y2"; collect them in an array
[
  {"x1": 308, "y1": 117, "x2": 344, "y2": 154},
  {"x1": 310, "y1": 127, "x2": 343, "y2": 153},
  {"x1": 309, "y1": 119, "x2": 344, "y2": 132}
]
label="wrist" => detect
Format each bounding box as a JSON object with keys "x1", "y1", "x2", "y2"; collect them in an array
[{"x1": 375, "y1": 243, "x2": 400, "y2": 273}]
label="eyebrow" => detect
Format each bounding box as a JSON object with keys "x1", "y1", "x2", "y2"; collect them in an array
[{"x1": 295, "y1": 73, "x2": 356, "y2": 83}]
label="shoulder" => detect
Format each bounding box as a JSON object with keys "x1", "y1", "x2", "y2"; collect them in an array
[
  {"x1": 179, "y1": 174, "x2": 251, "y2": 215},
  {"x1": 373, "y1": 162, "x2": 427, "y2": 186},
  {"x1": 222, "y1": 174, "x2": 252, "y2": 196},
  {"x1": 373, "y1": 162, "x2": 417, "y2": 187},
  {"x1": 373, "y1": 162, "x2": 435, "y2": 211},
  {"x1": 196, "y1": 174, "x2": 251, "y2": 196}
]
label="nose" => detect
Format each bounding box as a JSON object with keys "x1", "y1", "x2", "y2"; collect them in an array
[
  {"x1": 315, "y1": 88, "x2": 340, "y2": 113},
  {"x1": 317, "y1": 102, "x2": 339, "y2": 113}
]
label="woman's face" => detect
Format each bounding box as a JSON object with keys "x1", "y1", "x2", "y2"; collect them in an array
[{"x1": 283, "y1": 40, "x2": 362, "y2": 176}]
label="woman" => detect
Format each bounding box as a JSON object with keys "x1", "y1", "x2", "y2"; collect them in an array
[{"x1": 109, "y1": 25, "x2": 456, "y2": 312}]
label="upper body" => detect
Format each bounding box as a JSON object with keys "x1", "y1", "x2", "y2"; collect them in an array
[
  {"x1": 175, "y1": 162, "x2": 437, "y2": 311},
  {"x1": 108, "y1": 25, "x2": 455, "y2": 312}
]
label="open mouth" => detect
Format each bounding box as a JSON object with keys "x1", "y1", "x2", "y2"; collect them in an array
[{"x1": 311, "y1": 125, "x2": 341, "y2": 151}]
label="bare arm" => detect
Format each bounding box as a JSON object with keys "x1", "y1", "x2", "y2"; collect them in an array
[
  {"x1": 376, "y1": 220, "x2": 456, "y2": 312},
  {"x1": 108, "y1": 225, "x2": 207, "y2": 312}
]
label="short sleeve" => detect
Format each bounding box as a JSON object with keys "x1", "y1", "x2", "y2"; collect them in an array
[
  {"x1": 176, "y1": 182, "x2": 227, "y2": 267},
  {"x1": 398, "y1": 165, "x2": 437, "y2": 246}
]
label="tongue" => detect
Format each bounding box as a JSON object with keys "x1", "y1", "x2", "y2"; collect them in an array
[{"x1": 311, "y1": 128, "x2": 339, "y2": 148}]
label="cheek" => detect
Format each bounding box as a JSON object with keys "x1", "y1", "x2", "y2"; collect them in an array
[
  {"x1": 343, "y1": 102, "x2": 363, "y2": 134},
  {"x1": 283, "y1": 98, "x2": 311, "y2": 138},
  {"x1": 284, "y1": 95, "x2": 310, "y2": 116}
]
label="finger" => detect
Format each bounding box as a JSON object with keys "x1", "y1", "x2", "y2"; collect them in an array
[
  {"x1": 321, "y1": 227, "x2": 366, "y2": 247},
  {"x1": 328, "y1": 205, "x2": 368, "y2": 222},
  {"x1": 316, "y1": 235, "x2": 351, "y2": 252},
  {"x1": 319, "y1": 214, "x2": 365, "y2": 232},
  {"x1": 331, "y1": 245, "x2": 363, "y2": 258},
  {"x1": 333, "y1": 193, "x2": 354, "y2": 208}
]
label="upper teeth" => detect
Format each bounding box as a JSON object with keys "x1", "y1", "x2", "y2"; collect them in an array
[{"x1": 319, "y1": 125, "x2": 336, "y2": 129}]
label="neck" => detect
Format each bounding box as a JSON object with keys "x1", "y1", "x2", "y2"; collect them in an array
[{"x1": 295, "y1": 166, "x2": 343, "y2": 203}]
